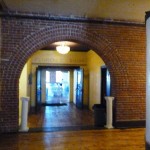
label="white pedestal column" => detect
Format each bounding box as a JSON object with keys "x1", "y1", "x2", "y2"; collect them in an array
[
  {"x1": 19, "y1": 97, "x2": 30, "y2": 132},
  {"x1": 146, "y1": 14, "x2": 150, "y2": 147},
  {"x1": 105, "y1": 96, "x2": 114, "y2": 129}
]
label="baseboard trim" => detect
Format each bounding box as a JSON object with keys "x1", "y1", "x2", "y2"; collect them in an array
[{"x1": 115, "y1": 120, "x2": 145, "y2": 128}]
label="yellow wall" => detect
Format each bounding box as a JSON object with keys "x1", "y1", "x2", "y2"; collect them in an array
[
  {"x1": 19, "y1": 64, "x2": 28, "y2": 124},
  {"x1": 87, "y1": 50, "x2": 105, "y2": 110},
  {"x1": 19, "y1": 58, "x2": 31, "y2": 124},
  {"x1": 32, "y1": 50, "x2": 87, "y2": 65},
  {"x1": 27, "y1": 58, "x2": 32, "y2": 97}
]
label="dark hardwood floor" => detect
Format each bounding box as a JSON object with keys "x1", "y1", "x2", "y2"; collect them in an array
[{"x1": 28, "y1": 103, "x2": 95, "y2": 131}]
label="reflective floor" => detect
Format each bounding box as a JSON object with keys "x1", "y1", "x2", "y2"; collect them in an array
[
  {"x1": 0, "y1": 128, "x2": 145, "y2": 150},
  {"x1": 28, "y1": 103, "x2": 94, "y2": 131}
]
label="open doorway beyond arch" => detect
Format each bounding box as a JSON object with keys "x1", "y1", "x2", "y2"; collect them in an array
[{"x1": 19, "y1": 49, "x2": 109, "y2": 131}]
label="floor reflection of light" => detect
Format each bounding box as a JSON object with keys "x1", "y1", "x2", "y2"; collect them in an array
[{"x1": 42, "y1": 106, "x2": 51, "y2": 127}]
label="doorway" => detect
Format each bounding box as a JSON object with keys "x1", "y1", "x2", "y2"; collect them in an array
[
  {"x1": 45, "y1": 69, "x2": 70, "y2": 104},
  {"x1": 35, "y1": 66, "x2": 84, "y2": 108}
]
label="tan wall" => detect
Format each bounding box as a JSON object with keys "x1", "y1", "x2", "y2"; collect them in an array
[{"x1": 87, "y1": 50, "x2": 105, "y2": 110}]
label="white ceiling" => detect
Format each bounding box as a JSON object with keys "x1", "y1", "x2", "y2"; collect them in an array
[{"x1": 2, "y1": 0, "x2": 150, "y2": 23}]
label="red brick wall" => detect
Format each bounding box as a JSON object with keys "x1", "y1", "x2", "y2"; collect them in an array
[{"x1": 0, "y1": 16, "x2": 146, "y2": 132}]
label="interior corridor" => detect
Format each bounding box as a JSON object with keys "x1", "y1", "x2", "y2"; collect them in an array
[{"x1": 28, "y1": 103, "x2": 95, "y2": 131}]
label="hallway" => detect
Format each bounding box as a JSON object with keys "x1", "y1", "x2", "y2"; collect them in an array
[{"x1": 28, "y1": 103, "x2": 95, "y2": 131}]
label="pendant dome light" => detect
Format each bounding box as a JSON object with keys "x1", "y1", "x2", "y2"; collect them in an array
[{"x1": 56, "y1": 43, "x2": 70, "y2": 54}]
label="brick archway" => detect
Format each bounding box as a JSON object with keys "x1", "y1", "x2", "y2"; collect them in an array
[
  {"x1": 1, "y1": 23, "x2": 128, "y2": 132},
  {"x1": 8, "y1": 24, "x2": 127, "y2": 84}
]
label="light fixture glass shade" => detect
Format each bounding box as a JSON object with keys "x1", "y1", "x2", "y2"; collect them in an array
[{"x1": 56, "y1": 45, "x2": 70, "y2": 54}]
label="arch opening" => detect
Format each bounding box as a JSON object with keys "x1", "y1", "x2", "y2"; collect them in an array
[{"x1": 19, "y1": 41, "x2": 112, "y2": 130}]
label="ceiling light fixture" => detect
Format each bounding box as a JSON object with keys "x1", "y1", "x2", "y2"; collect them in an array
[{"x1": 56, "y1": 43, "x2": 70, "y2": 54}]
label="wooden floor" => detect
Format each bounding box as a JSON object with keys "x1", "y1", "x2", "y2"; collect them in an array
[
  {"x1": 28, "y1": 103, "x2": 94, "y2": 129},
  {"x1": 0, "y1": 128, "x2": 145, "y2": 149},
  {"x1": 0, "y1": 103, "x2": 146, "y2": 149}
]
